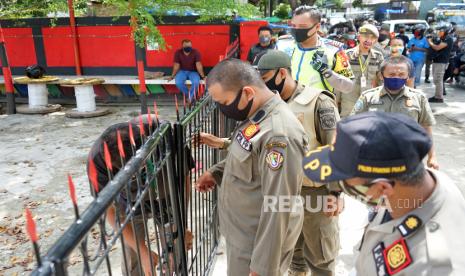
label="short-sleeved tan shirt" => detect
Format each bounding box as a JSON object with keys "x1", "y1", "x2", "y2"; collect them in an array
[{"x1": 351, "y1": 86, "x2": 436, "y2": 126}]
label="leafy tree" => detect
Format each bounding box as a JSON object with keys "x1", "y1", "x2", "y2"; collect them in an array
[
  {"x1": 0, "y1": 0, "x2": 260, "y2": 49},
  {"x1": 273, "y1": 3, "x2": 292, "y2": 19}
]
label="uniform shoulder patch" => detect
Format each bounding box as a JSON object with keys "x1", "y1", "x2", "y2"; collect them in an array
[
  {"x1": 397, "y1": 215, "x2": 422, "y2": 237},
  {"x1": 235, "y1": 132, "x2": 252, "y2": 151},
  {"x1": 318, "y1": 107, "x2": 337, "y2": 130},
  {"x1": 242, "y1": 124, "x2": 260, "y2": 141},
  {"x1": 383, "y1": 238, "x2": 412, "y2": 275},
  {"x1": 266, "y1": 150, "x2": 284, "y2": 170}
]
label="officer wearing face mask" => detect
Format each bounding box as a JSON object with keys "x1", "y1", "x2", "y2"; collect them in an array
[
  {"x1": 351, "y1": 55, "x2": 439, "y2": 170},
  {"x1": 395, "y1": 24, "x2": 409, "y2": 55},
  {"x1": 289, "y1": 6, "x2": 354, "y2": 94},
  {"x1": 343, "y1": 24, "x2": 384, "y2": 117},
  {"x1": 373, "y1": 24, "x2": 392, "y2": 59},
  {"x1": 302, "y1": 111, "x2": 465, "y2": 276},
  {"x1": 247, "y1": 25, "x2": 276, "y2": 64},
  {"x1": 258, "y1": 50, "x2": 342, "y2": 276},
  {"x1": 196, "y1": 59, "x2": 307, "y2": 276}
]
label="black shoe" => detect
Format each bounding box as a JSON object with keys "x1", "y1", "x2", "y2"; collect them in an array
[
  {"x1": 425, "y1": 79, "x2": 431, "y2": 83},
  {"x1": 428, "y1": 97, "x2": 444, "y2": 103},
  {"x1": 443, "y1": 90, "x2": 447, "y2": 96}
]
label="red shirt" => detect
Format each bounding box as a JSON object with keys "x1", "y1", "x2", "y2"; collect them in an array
[{"x1": 174, "y1": 48, "x2": 201, "y2": 71}]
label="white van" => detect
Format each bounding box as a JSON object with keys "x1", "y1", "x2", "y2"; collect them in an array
[{"x1": 382, "y1": 19, "x2": 430, "y2": 39}]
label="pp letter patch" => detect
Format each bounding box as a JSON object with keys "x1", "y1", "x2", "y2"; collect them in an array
[
  {"x1": 266, "y1": 150, "x2": 284, "y2": 170},
  {"x1": 383, "y1": 238, "x2": 412, "y2": 275}
]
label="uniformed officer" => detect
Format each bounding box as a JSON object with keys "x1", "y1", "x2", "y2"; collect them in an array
[
  {"x1": 342, "y1": 24, "x2": 384, "y2": 117},
  {"x1": 289, "y1": 6, "x2": 355, "y2": 94},
  {"x1": 257, "y1": 50, "x2": 342, "y2": 276},
  {"x1": 195, "y1": 59, "x2": 307, "y2": 276},
  {"x1": 302, "y1": 112, "x2": 465, "y2": 276},
  {"x1": 351, "y1": 55, "x2": 439, "y2": 170}
]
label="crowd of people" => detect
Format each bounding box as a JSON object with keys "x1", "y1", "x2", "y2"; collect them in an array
[
  {"x1": 88, "y1": 5, "x2": 465, "y2": 276},
  {"x1": 193, "y1": 5, "x2": 465, "y2": 276}
]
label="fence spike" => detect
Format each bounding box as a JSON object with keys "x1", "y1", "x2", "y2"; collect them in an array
[
  {"x1": 153, "y1": 101, "x2": 160, "y2": 124},
  {"x1": 67, "y1": 173, "x2": 78, "y2": 206},
  {"x1": 147, "y1": 106, "x2": 153, "y2": 130},
  {"x1": 103, "y1": 141, "x2": 113, "y2": 172},
  {"x1": 183, "y1": 93, "x2": 186, "y2": 114},
  {"x1": 117, "y1": 130, "x2": 126, "y2": 159},
  {"x1": 88, "y1": 158, "x2": 100, "y2": 194},
  {"x1": 175, "y1": 95, "x2": 180, "y2": 121},
  {"x1": 128, "y1": 122, "x2": 136, "y2": 147},
  {"x1": 25, "y1": 208, "x2": 41, "y2": 266},
  {"x1": 138, "y1": 114, "x2": 145, "y2": 137},
  {"x1": 67, "y1": 173, "x2": 80, "y2": 219},
  {"x1": 25, "y1": 208, "x2": 38, "y2": 243}
]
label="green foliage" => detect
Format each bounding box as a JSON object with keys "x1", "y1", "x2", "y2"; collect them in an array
[
  {"x1": 0, "y1": 0, "x2": 260, "y2": 50},
  {"x1": 273, "y1": 3, "x2": 291, "y2": 19},
  {"x1": 352, "y1": 0, "x2": 364, "y2": 8},
  {"x1": 0, "y1": 0, "x2": 88, "y2": 18}
]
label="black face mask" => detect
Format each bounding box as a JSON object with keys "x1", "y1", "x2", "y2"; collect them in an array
[
  {"x1": 291, "y1": 24, "x2": 317, "y2": 43},
  {"x1": 183, "y1": 46, "x2": 192, "y2": 53},
  {"x1": 265, "y1": 69, "x2": 286, "y2": 94},
  {"x1": 216, "y1": 88, "x2": 253, "y2": 121},
  {"x1": 378, "y1": 34, "x2": 388, "y2": 43}
]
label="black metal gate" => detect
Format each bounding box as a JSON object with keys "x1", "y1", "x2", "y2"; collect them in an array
[{"x1": 30, "y1": 94, "x2": 234, "y2": 276}]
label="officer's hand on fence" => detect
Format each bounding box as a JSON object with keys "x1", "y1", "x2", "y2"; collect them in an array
[
  {"x1": 192, "y1": 132, "x2": 224, "y2": 149},
  {"x1": 427, "y1": 156, "x2": 440, "y2": 170},
  {"x1": 310, "y1": 51, "x2": 329, "y2": 74},
  {"x1": 141, "y1": 250, "x2": 158, "y2": 276},
  {"x1": 195, "y1": 171, "x2": 216, "y2": 192},
  {"x1": 324, "y1": 195, "x2": 344, "y2": 217}
]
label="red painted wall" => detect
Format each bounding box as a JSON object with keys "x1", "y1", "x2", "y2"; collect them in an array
[
  {"x1": 2, "y1": 28, "x2": 37, "y2": 66},
  {"x1": 238, "y1": 21, "x2": 268, "y2": 61},
  {"x1": 42, "y1": 26, "x2": 135, "y2": 67},
  {"x1": 1, "y1": 23, "x2": 238, "y2": 71}
]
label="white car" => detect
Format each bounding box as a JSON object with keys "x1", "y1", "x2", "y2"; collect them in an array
[{"x1": 382, "y1": 19, "x2": 430, "y2": 39}]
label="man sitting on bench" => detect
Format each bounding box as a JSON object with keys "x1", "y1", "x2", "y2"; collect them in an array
[{"x1": 168, "y1": 39, "x2": 206, "y2": 100}]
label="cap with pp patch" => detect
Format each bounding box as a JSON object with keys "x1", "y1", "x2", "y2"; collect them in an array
[
  {"x1": 257, "y1": 50, "x2": 291, "y2": 74},
  {"x1": 302, "y1": 112, "x2": 432, "y2": 182},
  {"x1": 359, "y1": 24, "x2": 379, "y2": 38}
]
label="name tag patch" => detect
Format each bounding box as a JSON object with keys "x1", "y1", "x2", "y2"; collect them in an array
[{"x1": 236, "y1": 132, "x2": 252, "y2": 151}]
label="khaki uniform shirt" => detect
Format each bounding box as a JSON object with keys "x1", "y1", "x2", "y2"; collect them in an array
[
  {"x1": 209, "y1": 95, "x2": 308, "y2": 276},
  {"x1": 356, "y1": 169, "x2": 465, "y2": 275},
  {"x1": 341, "y1": 47, "x2": 384, "y2": 117},
  {"x1": 287, "y1": 83, "x2": 339, "y2": 187},
  {"x1": 351, "y1": 86, "x2": 436, "y2": 126}
]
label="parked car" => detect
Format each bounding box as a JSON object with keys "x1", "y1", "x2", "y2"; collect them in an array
[{"x1": 382, "y1": 19, "x2": 430, "y2": 39}]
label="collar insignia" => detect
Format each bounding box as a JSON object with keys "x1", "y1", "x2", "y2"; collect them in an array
[{"x1": 397, "y1": 215, "x2": 422, "y2": 237}]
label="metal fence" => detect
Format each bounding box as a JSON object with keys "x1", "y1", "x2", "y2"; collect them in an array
[{"x1": 29, "y1": 94, "x2": 234, "y2": 276}]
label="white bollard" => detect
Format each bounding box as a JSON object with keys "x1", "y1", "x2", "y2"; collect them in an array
[
  {"x1": 28, "y1": 83, "x2": 48, "y2": 108},
  {"x1": 74, "y1": 85, "x2": 96, "y2": 112}
]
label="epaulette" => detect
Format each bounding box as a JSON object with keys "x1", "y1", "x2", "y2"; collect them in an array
[
  {"x1": 361, "y1": 86, "x2": 382, "y2": 96},
  {"x1": 319, "y1": 90, "x2": 336, "y2": 101}
]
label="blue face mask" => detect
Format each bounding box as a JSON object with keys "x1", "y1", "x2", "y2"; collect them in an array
[{"x1": 383, "y1": 77, "x2": 407, "y2": 91}]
